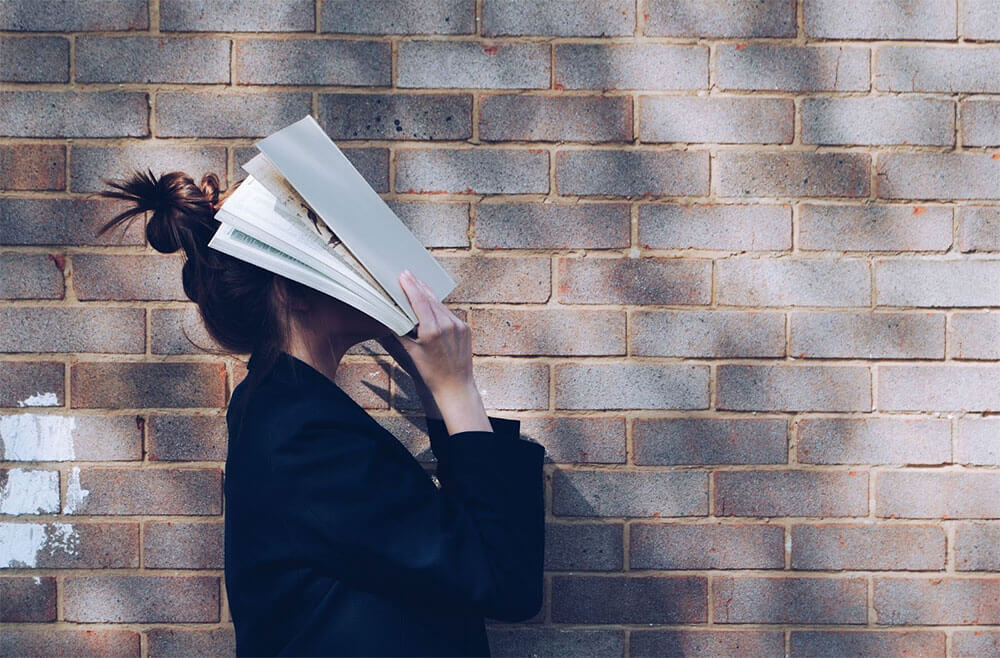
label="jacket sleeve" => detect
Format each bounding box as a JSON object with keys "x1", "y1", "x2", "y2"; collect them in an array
[
  {"x1": 270, "y1": 415, "x2": 545, "y2": 622},
  {"x1": 426, "y1": 415, "x2": 521, "y2": 489}
]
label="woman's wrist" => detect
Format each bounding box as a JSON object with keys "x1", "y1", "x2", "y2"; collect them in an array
[{"x1": 431, "y1": 379, "x2": 492, "y2": 435}]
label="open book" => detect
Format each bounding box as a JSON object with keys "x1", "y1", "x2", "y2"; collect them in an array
[{"x1": 207, "y1": 114, "x2": 457, "y2": 336}]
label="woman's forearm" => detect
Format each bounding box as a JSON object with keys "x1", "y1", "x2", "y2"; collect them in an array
[{"x1": 431, "y1": 379, "x2": 492, "y2": 435}]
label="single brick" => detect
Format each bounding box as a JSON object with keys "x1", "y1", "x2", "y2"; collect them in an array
[
  {"x1": 76, "y1": 36, "x2": 229, "y2": 84},
  {"x1": 63, "y1": 575, "x2": 219, "y2": 622},
  {"x1": 0, "y1": 254, "x2": 64, "y2": 300},
  {"x1": 0, "y1": 521, "x2": 138, "y2": 568},
  {"x1": 0, "y1": 144, "x2": 64, "y2": 191},
  {"x1": 791, "y1": 524, "x2": 946, "y2": 570},
  {"x1": 552, "y1": 469, "x2": 708, "y2": 517},
  {"x1": 875, "y1": 470, "x2": 1000, "y2": 518},
  {"x1": 554, "y1": 363, "x2": 710, "y2": 410},
  {"x1": 790, "y1": 311, "x2": 945, "y2": 359},
  {"x1": 958, "y1": 206, "x2": 1000, "y2": 251},
  {"x1": 714, "y1": 576, "x2": 867, "y2": 624},
  {"x1": 236, "y1": 145, "x2": 388, "y2": 191},
  {"x1": 0, "y1": 577, "x2": 56, "y2": 621},
  {"x1": 475, "y1": 201, "x2": 629, "y2": 249},
  {"x1": 0, "y1": 630, "x2": 140, "y2": 656},
  {"x1": 951, "y1": 312, "x2": 1000, "y2": 360},
  {"x1": 802, "y1": 96, "x2": 954, "y2": 146},
  {"x1": 646, "y1": 0, "x2": 795, "y2": 36},
  {"x1": 715, "y1": 151, "x2": 870, "y2": 198},
  {"x1": 144, "y1": 520, "x2": 223, "y2": 569},
  {"x1": 878, "y1": 260, "x2": 1000, "y2": 307},
  {"x1": 877, "y1": 153, "x2": 1000, "y2": 199},
  {"x1": 880, "y1": 365, "x2": 1000, "y2": 411},
  {"x1": 718, "y1": 365, "x2": 871, "y2": 412},
  {"x1": 0, "y1": 198, "x2": 146, "y2": 246},
  {"x1": 71, "y1": 143, "x2": 226, "y2": 194},
  {"x1": 518, "y1": 415, "x2": 627, "y2": 464},
  {"x1": 0, "y1": 414, "x2": 142, "y2": 461},
  {"x1": 790, "y1": 631, "x2": 945, "y2": 657},
  {"x1": 950, "y1": 631, "x2": 1000, "y2": 658},
  {"x1": 484, "y1": 0, "x2": 633, "y2": 36},
  {"x1": 799, "y1": 203, "x2": 952, "y2": 251},
  {"x1": 552, "y1": 576, "x2": 707, "y2": 623},
  {"x1": 398, "y1": 41, "x2": 549, "y2": 89},
  {"x1": 480, "y1": 94, "x2": 632, "y2": 143},
  {"x1": 236, "y1": 40, "x2": 390, "y2": 86},
  {"x1": 61, "y1": 467, "x2": 221, "y2": 515},
  {"x1": 321, "y1": 0, "x2": 475, "y2": 35},
  {"x1": 716, "y1": 44, "x2": 870, "y2": 92},
  {"x1": 147, "y1": 414, "x2": 228, "y2": 462},
  {"x1": 874, "y1": 577, "x2": 1000, "y2": 625},
  {"x1": 0, "y1": 307, "x2": 144, "y2": 354},
  {"x1": 956, "y1": 417, "x2": 1000, "y2": 466},
  {"x1": 716, "y1": 258, "x2": 870, "y2": 307},
  {"x1": 0, "y1": 362, "x2": 64, "y2": 408},
  {"x1": 557, "y1": 149, "x2": 709, "y2": 197},
  {"x1": 797, "y1": 416, "x2": 951, "y2": 465},
  {"x1": 555, "y1": 43, "x2": 707, "y2": 90},
  {"x1": 72, "y1": 254, "x2": 186, "y2": 301},
  {"x1": 318, "y1": 93, "x2": 470, "y2": 140},
  {"x1": 632, "y1": 310, "x2": 786, "y2": 358},
  {"x1": 804, "y1": 0, "x2": 956, "y2": 39},
  {"x1": 469, "y1": 361, "x2": 549, "y2": 411},
  {"x1": 955, "y1": 522, "x2": 1000, "y2": 571},
  {"x1": 160, "y1": 0, "x2": 313, "y2": 31},
  {"x1": 558, "y1": 257, "x2": 710, "y2": 305},
  {"x1": 156, "y1": 92, "x2": 312, "y2": 138},
  {"x1": 961, "y1": 100, "x2": 1000, "y2": 147},
  {"x1": 633, "y1": 417, "x2": 788, "y2": 465},
  {"x1": 715, "y1": 470, "x2": 869, "y2": 517},
  {"x1": 0, "y1": 91, "x2": 148, "y2": 138},
  {"x1": 435, "y1": 255, "x2": 549, "y2": 303},
  {"x1": 963, "y1": 0, "x2": 1000, "y2": 40},
  {"x1": 544, "y1": 522, "x2": 623, "y2": 571},
  {"x1": 632, "y1": 631, "x2": 784, "y2": 657},
  {"x1": 639, "y1": 96, "x2": 793, "y2": 144},
  {"x1": 385, "y1": 201, "x2": 469, "y2": 247},
  {"x1": 0, "y1": 468, "x2": 60, "y2": 514},
  {"x1": 151, "y1": 307, "x2": 221, "y2": 355},
  {"x1": 638, "y1": 203, "x2": 791, "y2": 251},
  {"x1": 489, "y1": 629, "x2": 624, "y2": 658},
  {"x1": 145, "y1": 629, "x2": 234, "y2": 657},
  {"x1": 630, "y1": 523, "x2": 785, "y2": 569},
  {"x1": 71, "y1": 362, "x2": 227, "y2": 409},
  {"x1": 876, "y1": 46, "x2": 1000, "y2": 93},
  {"x1": 0, "y1": 0, "x2": 147, "y2": 31},
  {"x1": 395, "y1": 148, "x2": 548, "y2": 194},
  {"x1": 0, "y1": 36, "x2": 68, "y2": 82},
  {"x1": 471, "y1": 309, "x2": 625, "y2": 356}
]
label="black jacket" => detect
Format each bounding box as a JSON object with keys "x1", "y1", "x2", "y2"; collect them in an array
[{"x1": 223, "y1": 349, "x2": 546, "y2": 657}]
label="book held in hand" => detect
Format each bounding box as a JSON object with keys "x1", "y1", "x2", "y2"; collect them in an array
[{"x1": 207, "y1": 114, "x2": 457, "y2": 336}]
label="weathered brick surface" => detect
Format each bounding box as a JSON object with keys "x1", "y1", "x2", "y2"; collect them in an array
[
  {"x1": 715, "y1": 470, "x2": 869, "y2": 517},
  {"x1": 322, "y1": 0, "x2": 475, "y2": 35},
  {"x1": 715, "y1": 152, "x2": 871, "y2": 198},
  {"x1": 471, "y1": 309, "x2": 624, "y2": 356},
  {"x1": 632, "y1": 631, "x2": 784, "y2": 657},
  {"x1": 877, "y1": 153, "x2": 1000, "y2": 199},
  {"x1": 878, "y1": 260, "x2": 1000, "y2": 307},
  {"x1": 144, "y1": 520, "x2": 224, "y2": 568},
  {"x1": 790, "y1": 631, "x2": 945, "y2": 657},
  {"x1": 0, "y1": 91, "x2": 148, "y2": 138},
  {"x1": 71, "y1": 143, "x2": 226, "y2": 194},
  {"x1": 954, "y1": 522, "x2": 1000, "y2": 571},
  {"x1": 480, "y1": 94, "x2": 632, "y2": 143},
  {"x1": 318, "y1": 93, "x2": 470, "y2": 140},
  {"x1": 386, "y1": 200, "x2": 469, "y2": 247},
  {"x1": 396, "y1": 147, "x2": 548, "y2": 194},
  {"x1": 874, "y1": 577, "x2": 1000, "y2": 625},
  {"x1": 804, "y1": 0, "x2": 956, "y2": 39},
  {"x1": 0, "y1": 36, "x2": 68, "y2": 83},
  {"x1": 803, "y1": 96, "x2": 954, "y2": 146},
  {"x1": 558, "y1": 256, "x2": 711, "y2": 305},
  {"x1": 799, "y1": 203, "x2": 952, "y2": 251},
  {"x1": 0, "y1": 521, "x2": 138, "y2": 568},
  {"x1": 953, "y1": 631, "x2": 1000, "y2": 658},
  {"x1": 713, "y1": 576, "x2": 868, "y2": 624},
  {"x1": 476, "y1": 201, "x2": 629, "y2": 249},
  {"x1": 961, "y1": 100, "x2": 1000, "y2": 147},
  {"x1": 0, "y1": 307, "x2": 144, "y2": 353},
  {"x1": 519, "y1": 415, "x2": 626, "y2": 464},
  {"x1": 552, "y1": 469, "x2": 708, "y2": 517},
  {"x1": 63, "y1": 575, "x2": 220, "y2": 622},
  {"x1": 878, "y1": 365, "x2": 1000, "y2": 411},
  {"x1": 398, "y1": 41, "x2": 549, "y2": 89},
  {"x1": 964, "y1": 0, "x2": 1000, "y2": 40},
  {"x1": 789, "y1": 311, "x2": 945, "y2": 359},
  {"x1": 876, "y1": 46, "x2": 1000, "y2": 93},
  {"x1": 640, "y1": 96, "x2": 793, "y2": 144},
  {"x1": 236, "y1": 40, "x2": 391, "y2": 86},
  {"x1": 145, "y1": 628, "x2": 235, "y2": 657},
  {"x1": 488, "y1": 629, "x2": 625, "y2": 657},
  {"x1": 958, "y1": 206, "x2": 1000, "y2": 251},
  {"x1": 72, "y1": 254, "x2": 186, "y2": 301},
  {"x1": 554, "y1": 362, "x2": 710, "y2": 410},
  {"x1": 630, "y1": 523, "x2": 785, "y2": 569},
  {"x1": 0, "y1": 414, "x2": 141, "y2": 461},
  {"x1": 632, "y1": 310, "x2": 786, "y2": 358},
  {"x1": 556, "y1": 149, "x2": 709, "y2": 197},
  {"x1": 71, "y1": 362, "x2": 227, "y2": 409},
  {"x1": 147, "y1": 414, "x2": 228, "y2": 461},
  {"x1": 647, "y1": 0, "x2": 795, "y2": 37},
  {"x1": 552, "y1": 576, "x2": 707, "y2": 623},
  {"x1": 1, "y1": 198, "x2": 147, "y2": 246},
  {"x1": 875, "y1": 470, "x2": 1000, "y2": 518},
  {"x1": 555, "y1": 44, "x2": 708, "y2": 90},
  {"x1": 0, "y1": 629, "x2": 141, "y2": 656},
  {"x1": 717, "y1": 364, "x2": 871, "y2": 412},
  {"x1": 0, "y1": 144, "x2": 65, "y2": 191},
  {"x1": 638, "y1": 203, "x2": 791, "y2": 251},
  {"x1": 791, "y1": 524, "x2": 946, "y2": 570},
  {"x1": 0, "y1": 362, "x2": 64, "y2": 408},
  {"x1": 716, "y1": 44, "x2": 870, "y2": 92},
  {"x1": 484, "y1": 0, "x2": 633, "y2": 37},
  {"x1": 634, "y1": 417, "x2": 787, "y2": 465},
  {"x1": 544, "y1": 522, "x2": 623, "y2": 571},
  {"x1": 61, "y1": 467, "x2": 222, "y2": 515},
  {"x1": 160, "y1": 0, "x2": 313, "y2": 32},
  {"x1": 796, "y1": 416, "x2": 951, "y2": 465},
  {"x1": 0, "y1": 254, "x2": 65, "y2": 300},
  {"x1": 436, "y1": 255, "x2": 550, "y2": 303},
  {"x1": 156, "y1": 92, "x2": 312, "y2": 138},
  {"x1": 0, "y1": 577, "x2": 57, "y2": 621},
  {"x1": 0, "y1": 0, "x2": 148, "y2": 31},
  {"x1": 717, "y1": 257, "x2": 870, "y2": 307},
  {"x1": 956, "y1": 417, "x2": 1000, "y2": 466},
  {"x1": 76, "y1": 36, "x2": 229, "y2": 84}
]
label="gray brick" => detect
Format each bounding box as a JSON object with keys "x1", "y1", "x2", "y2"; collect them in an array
[
  {"x1": 554, "y1": 363, "x2": 710, "y2": 410},
  {"x1": 156, "y1": 92, "x2": 311, "y2": 138},
  {"x1": 519, "y1": 416, "x2": 627, "y2": 465},
  {"x1": 484, "y1": 0, "x2": 633, "y2": 36},
  {"x1": 150, "y1": 307, "x2": 220, "y2": 355},
  {"x1": 544, "y1": 522, "x2": 623, "y2": 571},
  {"x1": 160, "y1": 0, "x2": 313, "y2": 31},
  {"x1": 557, "y1": 257, "x2": 712, "y2": 305},
  {"x1": 874, "y1": 577, "x2": 1000, "y2": 624},
  {"x1": 877, "y1": 259, "x2": 1000, "y2": 307},
  {"x1": 800, "y1": 203, "x2": 953, "y2": 251},
  {"x1": 555, "y1": 43, "x2": 707, "y2": 90},
  {"x1": 879, "y1": 153, "x2": 1000, "y2": 200},
  {"x1": 716, "y1": 470, "x2": 869, "y2": 517},
  {"x1": 557, "y1": 149, "x2": 709, "y2": 197},
  {"x1": 144, "y1": 520, "x2": 223, "y2": 569},
  {"x1": 717, "y1": 365, "x2": 871, "y2": 412},
  {"x1": 0, "y1": 576, "x2": 56, "y2": 620},
  {"x1": 147, "y1": 414, "x2": 228, "y2": 462},
  {"x1": 802, "y1": 96, "x2": 954, "y2": 146},
  {"x1": 790, "y1": 311, "x2": 945, "y2": 359},
  {"x1": 63, "y1": 575, "x2": 219, "y2": 622},
  {"x1": 72, "y1": 254, "x2": 185, "y2": 301},
  {"x1": 552, "y1": 469, "x2": 708, "y2": 517},
  {"x1": 0, "y1": 414, "x2": 141, "y2": 461},
  {"x1": 480, "y1": 94, "x2": 631, "y2": 143},
  {"x1": 395, "y1": 148, "x2": 548, "y2": 194},
  {"x1": 639, "y1": 96, "x2": 792, "y2": 144},
  {"x1": 475, "y1": 630, "x2": 625, "y2": 658},
  {"x1": 0, "y1": 145, "x2": 65, "y2": 191},
  {"x1": 717, "y1": 44, "x2": 870, "y2": 92},
  {"x1": 717, "y1": 258, "x2": 870, "y2": 307},
  {"x1": 470, "y1": 309, "x2": 625, "y2": 356},
  {"x1": 318, "y1": 93, "x2": 470, "y2": 141},
  {"x1": 0, "y1": 198, "x2": 145, "y2": 246},
  {"x1": 631, "y1": 523, "x2": 785, "y2": 569},
  {"x1": 322, "y1": 0, "x2": 475, "y2": 35},
  {"x1": 633, "y1": 417, "x2": 788, "y2": 465},
  {"x1": 951, "y1": 312, "x2": 1000, "y2": 360},
  {"x1": 955, "y1": 522, "x2": 1000, "y2": 570},
  {"x1": 714, "y1": 576, "x2": 868, "y2": 624},
  {"x1": 632, "y1": 310, "x2": 786, "y2": 358},
  {"x1": 236, "y1": 40, "x2": 391, "y2": 86},
  {"x1": 796, "y1": 416, "x2": 951, "y2": 465},
  {"x1": 76, "y1": 37, "x2": 229, "y2": 84},
  {"x1": 0, "y1": 521, "x2": 138, "y2": 567},
  {"x1": 880, "y1": 364, "x2": 1000, "y2": 411},
  {"x1": 71, "y1": 144, "x2": 227, "y2": 194},
  {"x1": 475, "y1": 201, "x2": 630, "y2": 249},
  {"x1": 876, "y1": 470, "x2": 1000, "y2": 518},
  {"x1": 804, "y1": 0, "x2": 956, "y2": 39},
  {"x1": 552, "y1": 576, "x2": 707, "y2": 624},
  {"x1": 961, "y1": 100, "x2": 1000, "y2": 147},
  {"x1": 963, "y1": 0, "x2": 1000, "y2": 40},
  {"x1": 792, "y1": 524, "x2": 946, "y2": 570},
  {"x1": 146, "y1": 629, "x2": 233, "y2": 658},
  {"x1": 398, "y1": 41, "x2": 549, "y2": 89},
  {"x1": 633, "y1": 631, "x2": 784, "y2": 658},
  {"x1": 0, "y1": 361, "x2": 64, "y2": 408},
  {"x1": 646, "y1": 0, "x2": 795, "y2": 37},
  {"x1": 877, "y1": 46, "x2": 1000, "y2": 93},
  {"x1": 237, "y1": 145, "x2": 388, "y2": 191},
  {"x1": 791, "y1": 631, "x2": 946, "y2": 657},
  {"x1": 0, "y1": 92, "x2": 148, "y2": 138},
  {"x1": 0, "y1": 254, "x2": 64, "y2": 300},
  {"x1": 384, "y1": 200, "x2": 469, "y2": 248},
  {"x1": 638, "y1": 203, "x2": 791, "y2": 251},
  {"x1": 954, "y1": 631, "x2": 1000, "y2": 658},
  {"x1": 0, "y1": 37, "x2": 68, "y2": 82},
  {"x1": 0, "y1": 307, "x2": 144, "y2": 354},
  {"x1": 956, "y1": 417, "x2": 1000, "y2": 466},
  {"x1": 436, "y1": 255, "x2": 551, "y2": 303},
  {"x1": 0, "y1": 0, "x2": 148, "y2": 31},
  {"x1": 715, "y1": 152, "x2": 870, "y2": 198}
]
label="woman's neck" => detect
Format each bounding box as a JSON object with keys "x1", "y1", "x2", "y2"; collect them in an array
[{"x1": 283, "y1": 330, "x2": 350, "y2": 385}]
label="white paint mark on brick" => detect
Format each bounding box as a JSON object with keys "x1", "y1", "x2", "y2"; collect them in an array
[
  {"x1": 33, "y1": 575, "x2": 40, "y2": 584},
  {"x1": 0, "y1": 521, "x2": 79, "y2": 568},
  {"x1": 0, "y1": 468, "x2": 60, "y2": 514},
  {"x1": 16, "y1": 392, "x2": 60, "y2": 408},
  {"x1": 63, "y1": 466, "x2": 90, "y2": 515},
  {"x1": 0, "y1": 414, "x2": 76, "y2": 461}
]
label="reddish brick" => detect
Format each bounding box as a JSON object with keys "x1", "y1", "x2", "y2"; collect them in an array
[
  {"x1": 0, "y1": 576, "x2": 56, "y2": 621},
  {"x1": 471, "y1": 308, "x2": 625, "y2": 356},
  {"x1": 631, "y1": 631, "x2": 784, "y2": 658},
  {"x1": 147, "y1": 414, "x2": 227, "y2": 461},
  {"x1": 552, "y1": 575, "x2": 707, "y2": 623},
  {"x1": 150, "y1": 306, "x2": 222, "y2": 355},
  {"x1": 0, "y1": 198, "x2": 145, "y2": 247},
  {"x1": 0, "y1": 254, "x2": 64, "y2": 300},
  {"x1": 146, "y1": 628, "x2": 235, "y2": 657},
  {"x1": 714, "y1": 576, "x2": 868, "y2": 624},
  {"x1": 0, "y1": 307, "x2": 144, "y2": 354},
  {"x1": 552, "y1": 469, "x2": 707, "y2": 517},
  {"x1": 0, "y1": 361, "x2": 64, "y2": 408},
  {"x1": 0, "y1": 414, "x2": 142, "y2": 461},
  {"x1": 437, "y1": 255, "x2": 550, "y2": 303},
  {"x1": 0, "y1": 629, "x2": 140, "y2": 656},
  {"x1": 630, "y1": 523, "x2": 785, "y2": 569},
  {"x1": 874, "y1": 577, "x2": 1000, "y2": 625},
  {"x1": 557, "y1": 257, "x2": 711, "y2": 305},
  {"x1": 955, "y1": 522, "x2": 1000, "y2": 571},
  {"x1": 715, "y1": 470, "x2": 868, "y2": 517},
  {"x1": 71, "y1": 143, "x2": 227, "y2": 193},
  {"x1": 72, "y1": 254, "x2": 186, "y2": 301},
  {"x1": 875, "y1": 470, "x2": 1000, "y2": 518},
  {"x1": 796, "y1": 416, "x2": 951, "y2": 465},
  {"x1": 953, "y1": 631, "x2": 1000, "y2": 658},
  {"x1": 790, "y1": 631, "x2": 945, "y2": 657},
  {"x1": 0, "y1": 521, "x2": 138, "y2": 568},
  {"x1": 544, "y1": 522, "x2": 623, "y2": 571},
  {"x1": 0, "y1": 91, "x2": 148, "y2": 138},
  {"x1": 71, "y1": 362, "x2": 227, "y2": 409},
  {"x1": 61, "y1": 467, "x2": 221, "y2": 515},
  {"x1": 0, "y1": 144, "x2": 65, "y2": 190},
  {"x1": 518, "y1": 415, "x2": 626, "y2": 464},
  {"x1": 63, "y1": 575, "x2": 219, "y2": 622},
  {"x1": 144, "y1": 520, "x2": 223, "y2": 569},
  {"x1": 475, "y1": 201, "x2": 630, "y2": 249},
  {"x1": 791, "y1": 523, "x2": 945, "y2": 570},
  {"x1": 633, "y1": 417, "x2": 787, "y2": 465}
]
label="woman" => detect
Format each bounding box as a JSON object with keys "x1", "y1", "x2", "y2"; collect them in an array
[{"x1": 96, "y1": 169, "x2": 546, "y2": 657}]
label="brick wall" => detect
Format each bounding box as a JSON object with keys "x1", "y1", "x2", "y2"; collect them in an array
[{"x1": 1, "y1": 0, "x2": 999, "y2": 656}]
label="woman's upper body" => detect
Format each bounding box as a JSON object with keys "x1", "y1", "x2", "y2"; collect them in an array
[{"x1": 224, "y1": 348, "x2": 546, "y2": 657}]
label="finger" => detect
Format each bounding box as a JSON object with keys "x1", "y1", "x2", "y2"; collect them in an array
[
  {"x1": 399, "y1": 271, "x2": 440, "y2": 339},
  {"x1": 417, "y1": 278, "x2": 460, "y2": 325}
]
